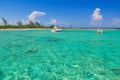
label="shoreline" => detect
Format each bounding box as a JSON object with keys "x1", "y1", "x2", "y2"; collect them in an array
[
  {"x1": 0, "y1": 28, "x2": 50, "y2": 31},
  {"x1": 0, "y1": 28, "x2": 119, "y2": 31}
]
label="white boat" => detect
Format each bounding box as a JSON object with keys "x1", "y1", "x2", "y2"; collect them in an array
[
  {"x1": 51, "y1": 26, "x2": 62, "y2": 32},
  {"x1": 51, "y1": 28, "x2": 56, "y2": 32},
  {"x1": 97, "y1": 29, "x2": 103, "y2": 34}
]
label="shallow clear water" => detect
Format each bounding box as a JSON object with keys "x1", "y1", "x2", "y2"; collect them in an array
[{"x1": 0, "y1": 29, "x2": 120, "y2": 80}]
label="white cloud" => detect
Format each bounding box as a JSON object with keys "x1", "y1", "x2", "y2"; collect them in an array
[
  {"x1": 8, "y1": 21, "x2": 18, "y2": 25},
  {"x1": 50, "y1": 19, "x2": 57, "y2": 25},
  {"x1": 91, "y1": 8, "x2": 103, "y2": 26},
  {"x1": 112, "y1": 18, "x2": 120, "y2": 25},
  {"x1": 0, "y1": 20, "x2": 3, "y2": 25},
  {"x1": 20, "y1": 20, "x2": 29, "y2": 25},
  {"x1": 28, "y1": 11, "x2": 46, "y2": 21}
]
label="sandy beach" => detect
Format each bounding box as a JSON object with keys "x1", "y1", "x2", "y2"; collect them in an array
[{"x1": 0, "y1": 28, "x2": 50, "y2": 31}]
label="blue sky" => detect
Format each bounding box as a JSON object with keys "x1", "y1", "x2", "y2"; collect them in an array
[{"x1": 0, "y1": 0, "x2": 120, "y2": 28}]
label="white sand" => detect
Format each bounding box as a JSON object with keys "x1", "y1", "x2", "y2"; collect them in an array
[{"x1": 0, "y1": 28, "x2": 50, "y2": 31}]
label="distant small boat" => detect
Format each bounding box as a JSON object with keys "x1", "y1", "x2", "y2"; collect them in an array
[
  {"x1": 51, "y1": 26, "x2": 62, "y2": 32},
  {"x1": 97, "y1": 29, "x2": 103, "y2": 34}
]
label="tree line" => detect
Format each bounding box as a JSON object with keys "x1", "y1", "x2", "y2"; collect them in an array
[{"x1": 0, "y1": 18, "x2": 55, "y2": 29}]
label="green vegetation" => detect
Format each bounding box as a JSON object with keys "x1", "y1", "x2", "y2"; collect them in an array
[
  {"x1": 0, "y1": 18, "x2": 55, "y2": 29},
  {"x1": 1, "y1": 17, "x2": 8, "y2": 26},
  {"x1": 0, "y1": 17, "x2": 82, "y2": 29}
]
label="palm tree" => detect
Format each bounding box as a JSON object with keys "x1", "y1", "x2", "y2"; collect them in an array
[
  {"x1": 1, "y1": 17, "x2": 7, "y2": 26},
  {"x1": 29, "y1": 20, "x2": 35, "y2": 27},
  {"x1": 49, "y1": 24, "x2": 54, "y2": 28},
  {"x1": 17, "y1": 21, "x2": 23, "y2": 28},
  {"x1": 35, "y1": 21, "x2": 41, "y2": 28}
]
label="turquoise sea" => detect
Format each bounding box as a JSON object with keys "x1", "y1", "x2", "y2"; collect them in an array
[{"x1": 0, "y1": 29, "x2": 120, "y2": 80}]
